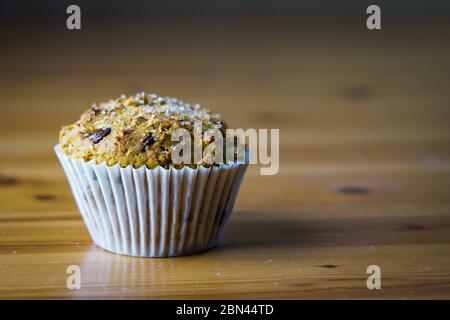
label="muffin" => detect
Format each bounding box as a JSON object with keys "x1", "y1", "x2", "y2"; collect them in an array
[{"x1": 55, "y1": 92, "x2": 248, "y2": 257}]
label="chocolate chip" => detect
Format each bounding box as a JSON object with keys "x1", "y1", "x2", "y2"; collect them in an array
[
  {"x1": 88, "y1": 127, "x2": 111, "y2": 144},
  {"x1": 319, "y1": 264, "x2": 338, "y2": 268},
  {"x1": 141, "y1": 135, "x2": 155, "y2": 152},
  {"x1": 341, "y1": 85, "x2": 373, "y2": 102}
]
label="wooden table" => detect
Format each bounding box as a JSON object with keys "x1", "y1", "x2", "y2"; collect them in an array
[{"x1": 1, "y1": 22, "x2": 450, "y2": 299}]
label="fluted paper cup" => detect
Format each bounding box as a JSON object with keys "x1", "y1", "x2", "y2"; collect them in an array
[{"x1": 54, "y1": 145, "x2": 248, "y2": 257}]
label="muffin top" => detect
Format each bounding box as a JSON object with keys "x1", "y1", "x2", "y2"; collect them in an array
[{"x1": 59, "y1": 92, "x2": 227, "y2": 168}]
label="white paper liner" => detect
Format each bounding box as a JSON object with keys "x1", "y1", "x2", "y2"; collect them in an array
[{"x1": 54, "y1": 145, "x2": 247, "y2": 257}]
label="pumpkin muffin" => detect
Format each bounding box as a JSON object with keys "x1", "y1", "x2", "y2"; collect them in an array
[{"x1": 55, "y1": 92, "x2": 248, "y2": 257}]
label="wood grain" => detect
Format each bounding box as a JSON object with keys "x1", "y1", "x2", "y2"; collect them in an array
[{"x1": 0, "y1": 22, "x2": 450, "y2": 299}]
